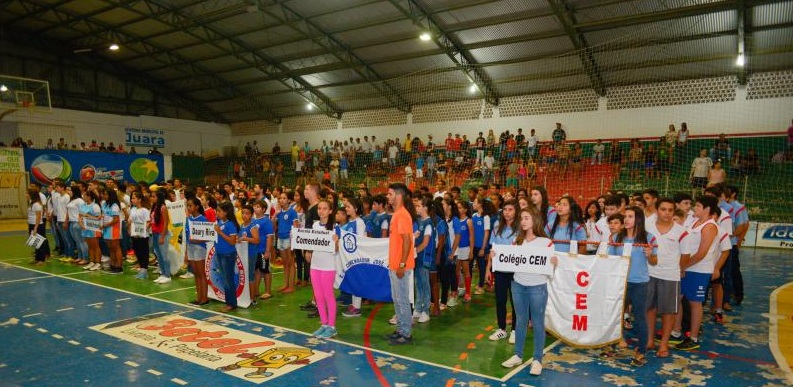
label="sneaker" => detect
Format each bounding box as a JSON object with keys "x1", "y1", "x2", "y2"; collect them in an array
[
  {"x1": 417, "y1": 312, "x2": 430, "y2": 323},
  {"x1": 389, "y1": 315, "x2": 398, "y2": 325},
  {"x1": 179, "y1": 272, "x2": 195, "y2": 279},
  {"x1": 412, "y1": 310, "x2": 420, "y2": 319},
  {"x1": 389, "y1": 333, "x2": 413, "y2": 345},
  {"x1": 668, "y1": 333, "x2": 684, "y2": 345},
  {"x1": 155, "y1": 276, "x2": 172, "y2": 284},
  {"x1": 383, "y1": 331, "x2": 401, "y2": 340},
  {"x1": 447, "y1": 296, "x2": 458, "y2": 307},
  {"x1": 299, "y1": 301, "x2": 317, "y2": 311},
  {"x1": 106, "y1": 267, "x2": 123, "y2": 275},
  {"x1": 501, "y1": 355, "x2": 523, "y2": 368},
  {"x1": 90, "y1": 262, "x2": 102, "y2": 271},
  {"x1": 319, "y1": 326, "x2": 337, "y2": 339},
  {"x1": 83, "y1": 262, "x2": 94, "y2": 270},
  {"x1": 675, "y1": 337, "x2": 700, "y2": 351},
  {"x1": 101, "y1": 256, "x2": 110, "y2": 263},
  {"x1": 312, "y1": 325, "x2": 328, "y2": 337},
  {"x1": 712, "y1": 312, "x2": 724, "y2": 324},
  {"x1": 489, "y1": 329, "x2": 508, "y2": 341},
  {"x1": 508, "y1": 330, "x2": 516, "y2": 344},
  {"x1": 474, "y1": 287, "x2": 484, "y2": 295},
  {"x1": 135, "y1": 270, "x2": 148, "y2": 280},
  {"x1": 529, "y1": 360, "x2": 543, "y2": 376},
  {"x1": 342, "y1": 307, "x2": 361, "y2": 318}
]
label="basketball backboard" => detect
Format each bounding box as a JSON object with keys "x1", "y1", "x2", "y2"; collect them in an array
[{"x1": 0, "y1": 74, "x2": 52, "y2": 113}]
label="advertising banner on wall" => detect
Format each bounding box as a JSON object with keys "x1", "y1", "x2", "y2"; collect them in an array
[
  {"x1": 124, "y1": 127, "x2": 166, "y2": 149},
  {"x1": 756, "y1": 223, "x2": 793, "y2": 249},
  {"x1": 24, "y1": 149, "x2": 163, "y2": 185},
  {"x1": 0, "y1": 148, "x2": 27, "y2": 218}
]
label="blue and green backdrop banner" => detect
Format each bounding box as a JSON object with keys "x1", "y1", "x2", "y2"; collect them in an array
[{"x1": 24, "y1": 149, "x2": 163, "y2": 185}]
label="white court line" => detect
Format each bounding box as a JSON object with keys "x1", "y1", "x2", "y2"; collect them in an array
[
  {"x1": 22, "y1": 313, "x2": 41, "y2": 318},
  {"x1": 0, "y1": 261, "x2": 502, "y2": 382},
  {"x1": 0, "y1": 276, "x2": 55, "y2": 285},
  {"x1": 68, "y1": 340, "x2": 80, "y2": 345},
  {"x1": 51, "y1": 334, "x2": 63, "y2": 339},
  {"x1": 769, "y1": 281, "x2": 793, "y2": 385},
  {"x1": 36, "y1": 328, "x2": 48, "y2": 333},
  {"x1": 61, "y1": 271, "x2": 92, "y2": 276},
  {"x1": 147, "y1": 286, "x2": 195, "y2": 296},
  {"x1": 171, "y1": 378, "x2": 188, "y2": 385},
  {"x1": 56, "y1": 307, "x2": 74, "y2": 312},
  {"x1": 147, "y1": 369, "x2": 163, "y2": 376},
  {"x1": 124, "y1": 361, "x2": 140, "y2": 368},
  {"x1": 87, "y1": 302, "x2": 104, "y2": 307},
  {"x1": 85, "y1": 346, "x2": 98, "y2": 352},
  {"x1": 23, "y1": 322, "x2": 34, "y2": 327},
  {"x1": 104, "y1": 353, "x2": 118, "y2": 360}
]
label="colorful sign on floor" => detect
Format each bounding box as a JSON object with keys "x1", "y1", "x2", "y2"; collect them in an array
[{"x1": 90, "y1": 313, "x2": 330, "y2": 383}]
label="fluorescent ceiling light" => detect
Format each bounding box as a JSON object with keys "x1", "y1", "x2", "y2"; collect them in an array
[
  {"x1": 0, "y1": 85, "x2": 7, "y2": 92},
  {"x1": 419, "y1": 32, "x2": 431, "y2": 41},
  {"x1": 109, "y1": 44, "x2": 120, "y2": 51},
  {"x1": 736, "y1": 53, "x2": 745, "y2": 67}
]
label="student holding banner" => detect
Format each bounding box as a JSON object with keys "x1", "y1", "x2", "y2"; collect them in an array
[
  {"x1": 412, "y1": 196, "x2": 436, "y2": 323},
  {"x1": 150, "y1": 190, "x2": 172, "y2": 284},
  {"x1": 185, "y1": 197, "x2": 209, "y2": 305},
  {"x1": 486, "y1": 200, "x2": 519, "y2": 342},
  {"x1": 79, "y1": 190, "x2": 102, "y2": 270},
  {"x1": 239, "y1": 204, "x2": 260, "y2": 304},
  {"x1": 129, "y1": 192, "x2": 151, "y2": 280},
  {"x1": 252, "y1": 201, "x2": 274, "y2": 301},
  {"x1": 308, "y1": 200, "x2": 339, "y2": 339},
  {"x1": 607, "y1": 206, "x2": 658, "y2": 367},
  {"x1": 501, "y1": 207, "x2": 556, "y2": 376},
  {"x1": 27, "y1": 188, "x2": 50, "y2": 265},
  {"x1": 338, "y1": 198, "x2": 367, "y2": 318}
]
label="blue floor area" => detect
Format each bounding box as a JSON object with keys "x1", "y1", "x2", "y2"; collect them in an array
[{"x1": 1, "y1": 247, "x2": 792, "y2": 386}]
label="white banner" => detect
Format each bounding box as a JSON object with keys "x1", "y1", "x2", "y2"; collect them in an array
[
  {"x1": 291, "y1": 228, "x2": 335, "y2": 252},
  {"x1": 165, "y1": 199, "x2": 186, "y2": 276},
  {"x1": 190, "y1": 221, "x2": 217, "y2": 242},
  {"x1": 545, "y1": 253, "x2": 630, "y2": 348},
  {"x1": 491, "y1": 244, "x2": 555, "y2": 275},
  {"x1": 91, "y1": 313, "x2": 329, "y2": 383},
  {"x1": 205, "y1": 242, "x2": 252, "y2": 308}
]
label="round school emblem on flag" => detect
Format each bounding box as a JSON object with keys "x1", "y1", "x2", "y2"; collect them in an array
[{"x1": 343, "y1": 233, "x2": 357, "y2": 253}]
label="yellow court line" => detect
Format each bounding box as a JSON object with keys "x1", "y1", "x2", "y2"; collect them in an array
[{"x1": 770, "y1": 281, "x2": 793, "y2": 385}]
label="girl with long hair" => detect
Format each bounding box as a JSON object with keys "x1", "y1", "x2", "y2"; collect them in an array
[
  {"x1": 471, "y1": 197, "x2": 494, "y2": 294},
  {"x1": 501, "y1": 207, "x2": 556, "y2": 376},
  {"x1": 129, "y1": 191, "x2": 150, "y2": 280},
  {"x1": 441, "y1": 197, "x2": 461, "y2": 308},
  {"x1": 485, "y1": 199, "x2": 520, "y2": 343},
  {"x1": 309, "y1": 200, "x2": 338, "y2": 338},
  {"x1": 530, "y1": 186, "x2": 555, "y2": 226},
  {"x1": 66, "y1": 186, "x2": 88, "y2": 265},
  {"x1": 546, "y1": 196, "x2": 587, "y2": 255},
  {"x1": 215, "y1": 201, "x2": 241, "y2": 312},
  {"x1": 340, "y1": 197, "x2": 367, "y2": 317},
  {"x1": 80, "y1": 190, "x2": 102, "y2": 270},
  {"x1": 584, "y1": 200, "x2": 603, "y2": 253},
  {"x1": 275, "y1": 191, "x2": 298, "y2": 293},
  {"x1": 412, "y1": 196, "x2": 436, "y2": 322},
  {"x1": 238, "y1": 204, "x2": 260, "y2": 304},
  {"x1": 454, "y1": 199, "x2": 475, "y2": 302},
  {"x1": 27, "y1": 188, "x2": 50, "y2": 265},
  {"x1": 150, "y1": 189, "x2": 172, "y2": 283}
]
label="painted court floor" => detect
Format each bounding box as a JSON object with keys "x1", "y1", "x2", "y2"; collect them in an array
[{"x1": 1, "y1": 231, "x2": 792, "y2": 386}]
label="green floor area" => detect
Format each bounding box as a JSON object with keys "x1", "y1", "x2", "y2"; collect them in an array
[{"x1": 1, "y1": 233, "x2": 552, "y2": 379}]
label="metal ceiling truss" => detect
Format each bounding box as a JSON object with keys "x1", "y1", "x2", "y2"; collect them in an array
[
  {"x1": 0, "y1": 29, "x2": 226, "y2": 122},
  {"x1": 9, "y1": 0, "x2": 280, "y2": 122},
  {"x1": 737, "y1": 0, "x2": 750, "y2": 85},
  {"x1": 120, "y1": 0, "x2": 343, "y2": 120},
  {"x1": 255, "y1": 0, "x2": 412, "y2": 113},
  {"x1": 386, "y1": 0, "x2": 499, "y2": 106},
  {"x1": 547, "y1": 0, "x2": 606, "y2": 96}
]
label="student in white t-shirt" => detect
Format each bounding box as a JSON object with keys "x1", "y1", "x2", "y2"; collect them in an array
[
  {"x1": 645, "y1": 198, "x2": 691, "y2": 356},
  {"x1": 27, "y1": 188, "x2": 50, "y2": 265}
]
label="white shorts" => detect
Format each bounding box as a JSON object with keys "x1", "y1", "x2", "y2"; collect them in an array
[
  {"x1": 186, "y1": 244, "x2": 207, "y2": 261},
  {"x1": 276, "y1": 238, "x2": 291, "y2": 250},
  {"x1": 416, "y1": 169, "x2": 423, "y2": 178},
  {"x1": 455, "y1": 247, "x2": 471, "y2": 261}
]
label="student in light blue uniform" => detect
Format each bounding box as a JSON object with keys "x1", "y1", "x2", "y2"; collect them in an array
[{"x1": 544, "y1": 196, "x2": 587, "y2": 254}]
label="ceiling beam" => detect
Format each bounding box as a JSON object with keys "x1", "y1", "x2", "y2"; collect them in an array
[
  {"x1": 737, "y1": 0, "x2": 749, "y2": 85},
  {"x1": 124, "y1": 0, "x2": 342, "y2": 120},
  {"x1": 256, "y1": 0, "x2": 412, "y2": 113},
  {"x1": 386, "y1": 0, "x2": 499, "y2": 106},
  {"x1": 547, "y1": 0, "x2": 606, "y2": 96}
]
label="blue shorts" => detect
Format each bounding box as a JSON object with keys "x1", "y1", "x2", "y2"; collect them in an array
[{"x1": 681, "y1": 271, "x2": 711, "y2": 302}]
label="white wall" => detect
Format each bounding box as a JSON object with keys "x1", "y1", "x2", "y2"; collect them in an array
[
  {"x1": 3, "y1": 108, "x2": 231, "y2": 155},
  {"x1": 233, "y1": 95, "x2": 793, "y2": 149}
]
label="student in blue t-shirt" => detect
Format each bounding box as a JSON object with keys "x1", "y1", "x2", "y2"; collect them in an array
[
  {"x1": 607, "y1": 206, "x2": 658, "y2": 367},
  {"x1": 413, "y1": 196, "x2": 436, "y2": 322},
  {"x1": 253, "y1": 200, "x2": 274, "y2": 300},
  {"x1": 544, "y1": 196, "x2": 587, "y2": 254},
  {"x1": 214, "y1": 202, "x2": 241, "y2": 312},
  {"x1": 275, "y1": 192, "x2": 298, "y2": 293},
  {"x1": 238, "y1": 204, "x2": 260, "y2": 305}
]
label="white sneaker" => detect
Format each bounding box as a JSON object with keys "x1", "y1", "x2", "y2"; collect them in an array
[
  {"x1": 447, "y1": 296, "x2": 458, "y2": 307},
  {"x1": 529, "y1": 360, "x2": 542, "y2": 376},
  {"x1": 90, "y1": 262, "x2": 101, "y2": 271},
  {"x1": 489, "y1": 329, "x2": 508, "y2": 341},
  {"x1": 417, "y1": 312, "x2": 430, "y2": 323},
  {"x1": 501, "y1": 355, "x2": 523, "y2": 368},
  {"x1": 412, "y1": 310, "x2": 420, "y2": 319},
  {"x1": 158, "y1": 276, "x2": 172, "y2": 284},
  {"x1": 179, "y1": 272, "x2": 195, "y2": 279},
  {"x1": 101, "y1": 256, "x2": 110, "y2": 263},
  {"x1": 82, "y1": 262, "x2": 93, "y2": 270},
  {"x1": 509, "y1": 330, "x2": 516, "y2": 344}
]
